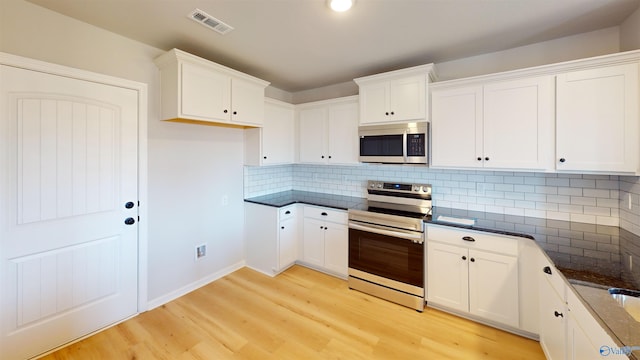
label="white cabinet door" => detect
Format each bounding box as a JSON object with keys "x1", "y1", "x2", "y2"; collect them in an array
[
  {"x1": 327, "y1": 101, "x2": 359, "y2": 164},
  {"x1": 303, "y1": 217, "x2": 325, "y2": 267},
  {"x1": 389, "y1": 75, "x2": 426, "y2": 122},
  {"x1": 431, "y1": 76, "x2": 553, "y2": 171},
  {"x1": 299, "y1": 107, "x2": 328, "y2": 164},
  {"x1": 263, "y1": 101, "x2": 294, "y2": 165},
  {"x1": 431, "y1": 86, "x2": 483, "y2": 168},
  {"x1": 278, "y1": 216, "x2": 298, "y2": 270},
  {"x1": 181, "y1": 61, "x2": 230, "y2": 121},
  {"x1": 539, "y1": 272, "x2": 567, "y2": 360},
  {"x1": 324, "y1": 223, "x2": 348, "y2": 277},
  {"x1": 231, "y1": 77, "x2": 264, "y2": 126},
  {"x1": 556, "y1": 63, "x2": 639, "y2": 173},
  {"x1": 468, "y1": 249, "x2": 519, "y2": 327},
  {"x1": 483, "y1": 76, "x2": 554, "y2": 170},
  {"x1": 359, "y1": 82, "x2": 389, "y2": 124},
  {"x1": 427, "y1": 242, "x2": 469, "y2": 312}
]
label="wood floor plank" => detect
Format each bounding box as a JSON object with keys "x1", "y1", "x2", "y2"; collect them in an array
[{"x1": 39, "y1": 265, "x2": 546, "y2": 360}]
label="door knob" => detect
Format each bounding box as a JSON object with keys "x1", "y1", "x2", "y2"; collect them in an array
[{"x1": 124, "y1": 217, "x2": 136, "y2": 225}]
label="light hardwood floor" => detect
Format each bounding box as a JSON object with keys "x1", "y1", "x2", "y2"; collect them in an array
[{"x1": 40, "y1": 266, "x2": 545, "y2": 359}]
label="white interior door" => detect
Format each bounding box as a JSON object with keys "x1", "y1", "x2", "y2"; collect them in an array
[{"x1": 0, "y1": 65, "x2": 139, "y2": 359}]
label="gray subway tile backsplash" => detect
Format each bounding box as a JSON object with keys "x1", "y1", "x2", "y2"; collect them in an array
[{"x1": 244, "y1": 164, "x2": 640, "y2": 237}]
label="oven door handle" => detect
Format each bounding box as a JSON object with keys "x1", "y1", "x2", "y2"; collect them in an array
[{"x1": 349, "y1": 221, "x2": 424, "y2": 244}]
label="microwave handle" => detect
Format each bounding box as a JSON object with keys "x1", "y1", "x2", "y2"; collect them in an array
[{"x1": 402, "y1": 130, "x2": 408, "y2": 162}]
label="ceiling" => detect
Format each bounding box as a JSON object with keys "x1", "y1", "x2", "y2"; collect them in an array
[{"x1": 26, "y1": 0, "x2": 640, "y2": 93}]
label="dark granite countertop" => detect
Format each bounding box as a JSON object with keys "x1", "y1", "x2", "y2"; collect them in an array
[{"x1": 244, "y1": 190, "x2": 368, "y2": 211}]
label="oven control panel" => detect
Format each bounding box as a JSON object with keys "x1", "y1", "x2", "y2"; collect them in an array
[{"x1": 367, "y1": 180, "x2": 431, "y2": 195}]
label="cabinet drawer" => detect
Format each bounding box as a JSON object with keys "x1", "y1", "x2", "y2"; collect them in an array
[
  {"x1": 303, "y1": 206, "x2": 347, "y2": 224},
  {"x1": 427, "y1": 225, "x2": 518, "y2": 256},
  {"x1": 279, "y1": 206, "x2": 296, "y2": 221}
]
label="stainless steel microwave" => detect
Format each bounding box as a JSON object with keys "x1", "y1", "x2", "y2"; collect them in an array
[{"x1": 358, "y1": 123, "x2": 429, "y2": 164}]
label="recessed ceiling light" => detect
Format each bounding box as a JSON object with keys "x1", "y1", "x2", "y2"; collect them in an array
[{"x1": 328, "y1": 0, "x2": 354, "y2": 12}]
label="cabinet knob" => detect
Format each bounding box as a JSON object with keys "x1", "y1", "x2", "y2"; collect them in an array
[
  {"x1": 477, "y1": 157, "x2": 482, "y2": 161},
  {"x1": 484, "y1": 157, "x2": 489, "y2": 161},
  {"x1": 385, "y1": 112, "x2": 389, "y2": 116},
  {"x1": 462, "y1": 256, "x2": 467, "y2": 260},
  {"x1": 543, "y1": 266, "x2": 553, "y2": 275},
  {"x1": 321, "y1": 155, "x2": 325, "y2": 159},
  {"x1": 223, "y1": 109, "x2": 228, "y2": 113},
  {"x1": 554, "y1": 311, "x2": 564, "y2": 318},
  {"x1": 263, "y1": 156, "x2": 267, "y2": 159},
  {"x1": 233, "y1": 111, "x2": 237, "y2": 115},
  {"x1": 321, "y1": 212, "x2": 328, "y2": 216},
  {"x1": 285, "y1": 210, "x2": 291, "y2": 215},
  {"x1": 390, "y1": 111, "x2": 395, "y2": 115},
  {"x1": 281, "y1": 226, "x2": 285, "y2": 229},
  {"x1": 470, "y1": 258, "x2": 475, "y2": 262},
  {"x1": 124, "y1": 217, "x2": 136, "y2": 225},
  {"x1": 462, "y1": 236, "x2": 475, "y2": 242},
  {"x1": 559, "y1": 158, "x2": 566, "y2": 163},
  {"x1": 328, "y1": 155, "x2": 332, "y2": 159},
  {"x1": 125, "y1": 201, "x2": 135, "y2": 209}
]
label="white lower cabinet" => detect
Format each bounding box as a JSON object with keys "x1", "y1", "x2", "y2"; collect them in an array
[
  {"x1": 244, "y1": 203, "x2": 299, "y2": 276},
  {"x1": 538, "y1": 252, "x2": 628, "y2": 360},
  {"x1": 538, "y1": 262, "x2": 567, "y2": 360},
  {"x1": 301, "y1": 205, "x2": 348, "y2": 277},
  {"x1": 426, "y1": 225, "x2": 519, "y2": 328}
]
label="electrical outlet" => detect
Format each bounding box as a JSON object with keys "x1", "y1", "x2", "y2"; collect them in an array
[{"x1": 195, "y1": 244, "x2": 207, "y2": 261}]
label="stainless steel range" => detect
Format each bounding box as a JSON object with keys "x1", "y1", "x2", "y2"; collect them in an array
[{"x1": 348, "y1": 180, "x2": 432, "y2": 311}]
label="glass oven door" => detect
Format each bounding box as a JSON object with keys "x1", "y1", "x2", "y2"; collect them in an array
[{"x1": 348, "y1": 224, "x2": 424, "y2": 287}]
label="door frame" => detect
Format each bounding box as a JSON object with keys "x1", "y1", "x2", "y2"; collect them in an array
[{"x1": 0, "y1": 51, "x2": 149, "y2": 313}]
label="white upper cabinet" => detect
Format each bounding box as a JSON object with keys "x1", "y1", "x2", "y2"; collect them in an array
[
  {"x1": 355, "y1": 64, "x2": 436, "y2": 125},
  {"x1": 245, "y1": 99, "x2": 295, "y2": 166},
  {"x1": 298, "y1": 96, "x2": 359, "y2": 165},
  {"x1": 431, "y1": 76, "x2": 554, "y2": 171},
  {"x1": 556, "y1": 62, "x2": 639, "y2": 174},
  {"x1": 154, "y1": 48, "x2": 269, "y2": 127},
  {"x1": 431, "y1": 86, "x2": 484, "y2": 168}
]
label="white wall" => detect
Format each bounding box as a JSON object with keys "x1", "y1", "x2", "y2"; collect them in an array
[
  {"x1": 288, "y1": 27, "x2": 621, "y2": 103},
  {"x1": 0, "y1": 0, "x2": 246, "y2": 305},
  {"x1": 621, "y1": 5, "x2": 640, "y2": 50}
]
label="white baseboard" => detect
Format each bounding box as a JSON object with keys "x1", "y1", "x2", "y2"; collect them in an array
[{"x1": 145, "y1": 260, "x2": 246, "y2": 311}]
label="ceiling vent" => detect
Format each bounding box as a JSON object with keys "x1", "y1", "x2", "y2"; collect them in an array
[{"x1": 188, "y1": 9, "x2": 234, "y2": 35}]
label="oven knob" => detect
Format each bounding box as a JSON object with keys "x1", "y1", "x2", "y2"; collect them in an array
[{"x1": 377, "y1": 183, "x2": 382, "y2": 188}]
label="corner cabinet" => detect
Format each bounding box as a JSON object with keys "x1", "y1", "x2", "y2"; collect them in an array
[
  {"x1": 297, "y1": 96, "x2": 359, "y2": 165},
  {"x1": 245, "y1": 98, "x2": 295, "y2": 165},
  {"x1": 154, "y1": 48, "x2": 270, "y2": 127},
  {"x1": 430, "y1": 76, "x2": 554, "y2": 171},
  {"x1": 355, "y1": 64, "x2": 436, "y2": 125},
  {"x1": 426, "y1": 225, "x2": 520, "y2": 328},
  {"x1": 538, "y1": 253, "x2": 628, "y2": 360},
  {"x1": 556, "y1": 62, "x2": 639, "y2": 173},
  {"x1": 244, "y1": 203, "x2": 299, "y2": 276}
]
